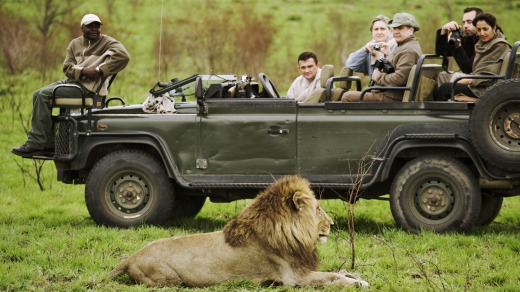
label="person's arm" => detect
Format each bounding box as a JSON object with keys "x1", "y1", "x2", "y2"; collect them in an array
[
  {"x1": 471, "y1": 42, "x2": 511, "y2": 88},
  {"x1": 286, "y1": 78, "x2": 298, "y2": 99},
  {"x1": 346, "y1": 47, "x2": 370, "y2": 75},
  {"x1": 63, "y1": 39, "x2": 82, "y2": 80},
  {"x1": 452, "y1": 46, "x2": 473, "y2": 73},
  {"x1": 98, "y1": 36, "x2": 130, "y2": 76},
  {"x1": 435, "y1": 29, "x2": 450, "y2": 56},
  {"x1": 373, "y1": 50, "x2": 418, "y2": 87}
]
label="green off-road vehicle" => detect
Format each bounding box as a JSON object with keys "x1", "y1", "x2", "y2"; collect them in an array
[{"x1": 36, "y1": 42, "x2": 520, "y2": 232}]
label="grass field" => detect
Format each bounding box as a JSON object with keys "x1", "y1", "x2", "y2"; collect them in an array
[
  {"x1": 0, "y1": 180, "x2": 519, "y2": 291},
  {"x1": 1, "y1": 0, "x2": 520, "y2": 291}
]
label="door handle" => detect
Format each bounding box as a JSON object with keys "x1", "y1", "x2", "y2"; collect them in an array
[{"x1": 268, "y1": 126, "x2": 290, "y2": 135}]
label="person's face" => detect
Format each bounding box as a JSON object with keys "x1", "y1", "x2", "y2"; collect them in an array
[
  {"x1": 372, "y1": 20, "x2": 390, "y2": 42},
  {"x1": 82, "y1": 22, "x2": 101, "y2": 41},
  {"x1": 476, "y1": 20, "x2": 496, "y2": 43},
  {"x1": 298, "y1": 58, "x2": 319, "y2": 81},
  {"x1": 392, "y1": 25, "x2": 414, "y2": 42},
  {"x1": 462, "y1": 11, "x2": 477, "y2": 36}
]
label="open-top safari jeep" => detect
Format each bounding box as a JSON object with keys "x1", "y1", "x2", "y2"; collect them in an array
[{"x1": 38, "y1": 41, "x2": 520, "y2": 233}]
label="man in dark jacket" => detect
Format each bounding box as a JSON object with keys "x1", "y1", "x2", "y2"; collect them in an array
[{"x1": 435, "y1": 7, "x2": 482, "y2": 74}]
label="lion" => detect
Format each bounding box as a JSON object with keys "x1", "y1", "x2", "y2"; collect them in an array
[{"x1": 107, "y1": 175, "x2": 369, "y2": 288}]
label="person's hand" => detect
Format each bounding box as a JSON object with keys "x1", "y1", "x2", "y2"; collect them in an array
[
  {"x1": 441, "y1": 21, "x2": 460, "y2": 35},
  {"x1": 457, "y1": 78, "x2": 471, "y2": 85},
  {"x1": 81, "y1": 66, "x2": 102, "y2": 80},
  {"x1": 371, "y1": 69, "x2": 382, "y2": 81},
  {"x1": 364, "y1": 41, "x2": 375, "y2": 53},
  {"x1": 448, "y1": 31, "x2": 463, "y2": 48},
  {"x1": 377, "y1": 42, "x2": 391, "y2": 56}
]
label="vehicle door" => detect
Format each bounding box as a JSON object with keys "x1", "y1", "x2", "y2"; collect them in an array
[{"x1": 196, "y1": 98, "x2": 297, "y2": 177}]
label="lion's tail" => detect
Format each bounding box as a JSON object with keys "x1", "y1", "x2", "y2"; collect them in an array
[{"x1": 106, "y1": 258, "x2": 129, "y2": 278}]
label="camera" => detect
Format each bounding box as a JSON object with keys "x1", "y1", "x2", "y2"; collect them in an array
[
  {"x1": 374, "y1": 58, "x2": 395, "y2": 74},
  {"x1": 448, "y1": 28, "x2": 462, "y2": 46},
  {"x1": 371, "y1": 43, "x2": 381, "y2": 51}
]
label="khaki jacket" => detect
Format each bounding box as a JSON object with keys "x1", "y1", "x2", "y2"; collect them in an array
[
  {"x1": 372, "y1": 36, "x2": 422, "y2": 101},
  {"x1": 469, "y1": 32, "x2": 510, "y2": 97},
  {"x1": 63, "y1": 34, "x2": 130, "y2": 96}
]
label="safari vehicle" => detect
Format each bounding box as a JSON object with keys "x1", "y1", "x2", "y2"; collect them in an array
[{"x1": 39, "y1": 41, "x2": 520, "y2": 233}]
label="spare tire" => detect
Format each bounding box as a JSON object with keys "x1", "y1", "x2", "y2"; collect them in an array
[{"x1": 469, "y1": 79, "x2": 520, "y2": 171}]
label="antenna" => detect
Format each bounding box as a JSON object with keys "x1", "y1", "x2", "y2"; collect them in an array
[{"x1": 157, "y1": 0, "x2": 164, "y2": 81}]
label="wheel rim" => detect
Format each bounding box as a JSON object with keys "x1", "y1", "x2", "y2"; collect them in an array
[
  {"x1": 105, "y1": 172, "x2": 153, "y2": 219},
  {"x1": 490, "y1": 100, "x2": 520, "y2": 152},
  {"x1": 412, "y1": 179, "x2": 455, "y2": 223}
]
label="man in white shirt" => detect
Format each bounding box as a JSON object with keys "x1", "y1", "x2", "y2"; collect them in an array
[{"x1": 286, "y1": 51, "x2": 321, "y2": 102}]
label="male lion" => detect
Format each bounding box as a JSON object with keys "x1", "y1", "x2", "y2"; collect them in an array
[{"x1": 107, "y1": 175, "x2": 369, "y2": 288}]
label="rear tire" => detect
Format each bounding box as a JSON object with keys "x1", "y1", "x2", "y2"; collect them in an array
[
  {"x1": 170, "y1": 196, "x2": 206, "y2": 219},
  {"x1": 390, "y1": 155, "x2": 481, "y2": 232},
  {"x1": 85, "y1": 150, "x2": 174, "y2": 227},
  {"x1": 476, "y1": 193, "x2": 503, "y2": 226}
]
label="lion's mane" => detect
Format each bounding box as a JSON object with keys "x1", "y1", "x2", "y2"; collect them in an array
[{"x1": 223, "y1": 175, "x2": 321, "y2": 271}]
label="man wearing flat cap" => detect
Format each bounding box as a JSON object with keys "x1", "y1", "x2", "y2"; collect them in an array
[
  {"x1": 343, "y1": 12, "x2": 422, "y2": 102},
  {"x1": 12, "y1": 14, "x2": 130, "y2": 157}
]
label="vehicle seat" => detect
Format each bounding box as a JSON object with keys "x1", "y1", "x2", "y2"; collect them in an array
[
  {"x1": 330, "y1": 67, "x2": 354, "y2": 101},
  {"x1": 303, "y1": 64, "x2": 334, "y2": 103},
  {"x1": 51, "y1": 74, "x2": 116, "y2": 132},
  {"x1": 402, "y1": 64, "x2": 442, "y2": 102}
]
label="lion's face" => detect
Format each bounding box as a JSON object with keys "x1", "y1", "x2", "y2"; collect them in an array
[{"x1": 317, "y1": 205, "x2": 333, "y2": 244}]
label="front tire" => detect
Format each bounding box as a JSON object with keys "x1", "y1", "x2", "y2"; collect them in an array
[
  {"x1": 85, "y1": 149, "x2": 174, "y2": 227},
  {"x1": 390, "y1": 155, "x2": 481, "y2": 232}
]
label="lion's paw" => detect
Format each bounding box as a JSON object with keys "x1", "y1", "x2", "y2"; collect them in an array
[
  {"x1": 339, "y1": 270, "x2": 369, "y2": 287},
  {"x1": 355, "y1": 279, "x2": 370, "y2": 287}
]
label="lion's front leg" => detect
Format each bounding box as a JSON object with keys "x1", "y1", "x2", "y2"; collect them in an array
[{"x1": 299, "y1": 271, "x2": 369, "y2": 288}]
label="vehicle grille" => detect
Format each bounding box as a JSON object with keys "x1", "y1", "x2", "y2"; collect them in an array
[{"x1": 54, "y1": 119, "x2": 77, "y2": 159}]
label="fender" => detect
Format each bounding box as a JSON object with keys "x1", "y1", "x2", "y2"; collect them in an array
[
  {"x1": 378, "y1": 135, "x2": 508, "y2": 182},
  {"x1": 72, "y1": 131, "x2": 192, "y2": 188}
]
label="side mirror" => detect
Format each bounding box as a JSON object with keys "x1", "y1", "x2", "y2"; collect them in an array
[{"x1": 195, "y1": 76, "x2": 203, "y2": 99}]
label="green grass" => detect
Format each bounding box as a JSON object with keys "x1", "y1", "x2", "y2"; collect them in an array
[
  {"x1": 1, "y1": 0, "x2": 520, "y2": 291},
  {"x1": 1, "y1": 183, "x2": 519, "y2": 291}
]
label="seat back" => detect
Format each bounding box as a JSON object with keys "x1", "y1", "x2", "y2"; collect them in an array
[
  {"x1": 303, "y1": 64, "x2": 334, "y2": 103},
  {"x1": 402, "y1": 63, "x2": 443, "y2": 102},
  {"x1": 498, "y1": 52, "x2": 511, "y2": 77},
  {"x1": 330, "y1": 67, "x2": 353, "y2": 101},
  {"x1": 51, "y1": 74, "x2": 116, "y2": 110},
  {"x1": 51, "y1": 74, "x2": 117, "y2": 134}
]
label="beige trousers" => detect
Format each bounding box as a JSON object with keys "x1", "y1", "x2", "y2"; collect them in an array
[{"x1": 341, "y1": 91, "x2": 400, "y2": 102}]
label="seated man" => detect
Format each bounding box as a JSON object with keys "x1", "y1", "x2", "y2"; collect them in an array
[
  {"x1": 12, "y1": 14, "x2": 130, "y2": 158},
  {"x1": 435, "y1": 7, "x2": 482, "y2": 84},
  {"x1": 345, "y1": 14, "x2": 397, "y2": 76},
  {"x1": 286, "y1": 51, "x2": 321, "y2": 102},
  {"x1": 342, "y1": 12, "x2": 422, "y2": 102}
]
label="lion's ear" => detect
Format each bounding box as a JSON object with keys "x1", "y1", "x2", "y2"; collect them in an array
[{"x1": 292, "y1": 191, "x2": 306, "y2": 211}]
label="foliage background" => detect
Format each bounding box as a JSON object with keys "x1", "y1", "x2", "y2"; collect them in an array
[{"x1": 1, "y1": 0, "x2": 520, "y2": 291}]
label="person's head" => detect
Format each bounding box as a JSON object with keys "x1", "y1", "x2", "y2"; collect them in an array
[
  {"x1": 462, "y1": 7, "x2": 483, "y2": 36},
  {"x1": 297, "y1": 51, "x2": 320, "y2": 81},
  {"x1": 473, "y1": 13, "x2": 499, "y2": 43},
  {"x1": 81, "y1": 14, "x2": 102, "y2": 41},
  {"x1": 370, "y1": 15, "x2": 391, "y2": 43},
  {"x1": 388, "y1": 12, "x2": 420, "y2": 43}
]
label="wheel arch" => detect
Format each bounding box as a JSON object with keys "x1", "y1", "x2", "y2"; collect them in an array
[
  {"x1": 74, "y1": 133, "x2": 190, "y2": 187},
  {"x1": 379, "y1": 138, "x2": 500, "y2": 182}
]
